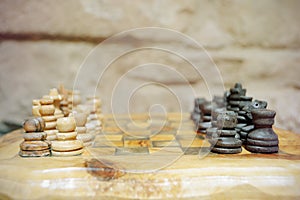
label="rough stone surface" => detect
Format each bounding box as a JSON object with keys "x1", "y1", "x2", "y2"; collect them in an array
[
  {"x1": 0, "y1": 1, "x2": 299, "y2": 133},
  {"x1": 1, "y1": 0, "x2": 300, "y2": 48}
]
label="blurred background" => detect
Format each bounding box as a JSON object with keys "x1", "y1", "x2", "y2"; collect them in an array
[{"x1": 0, "y1": 0, "x2": 299, "y2": 134}]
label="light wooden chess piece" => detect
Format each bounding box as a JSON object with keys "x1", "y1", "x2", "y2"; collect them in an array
[
  {"x1": 58, "y1": 84, "x2": 70, "y2": 117},
  {"x1": 39, "y1": 98, "x2": 58, "y2": 141},
  {"x1": 76, "y1": 104, "x2": 95, "y2": 135},
  {"x1": 32, "y1": 99, "x2": 41, "y2": 117},
  {"x1": 51, "y1": 117, "x2": 84, "y2": 156},
  {"x1": 86, "y1": 96, "x2": 103, "y2": 134},
  {"x1": 66, "y1": 89, "x2": 82, "y2": 114},
  {"x1": 72, "y1": 111, "x2": 95, "y2": 147},
  {"x1": 47, "y1": 88, "x2": 64, "y2": 119},
  {"x1": 67, "y1": 90, "x2": 73, "y2": 113},
  {"x1": 19, "y1": 117, "x2": 51, "y2": 157},
  {"x1": 72, "y1": 90, "x2": 81, "y2": 109}
]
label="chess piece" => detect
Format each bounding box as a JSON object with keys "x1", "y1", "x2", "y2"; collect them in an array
[
  {"x1": 67, "y1": 90, "x2": 73, "y2": 113},
  {"x1": 225, "y1": 83, "x2": 247, "y2": 112},
  {"x1": 191, "y1": 98, "x2": 206, "y2": 125},
  {"x1": 39, "y1": 98, "x2": 58, "y2": 141},
  {"x1": 51, "y1": 117, "x2": 84, "y2": 156},
  {"x1": 86, "y1": 96, "x2": 103, "y2": 134},
  {"x1": 245, "y1": 109, "x2": 279, "y2": 153},
  {"x1": 19, "y1": 117, "x2": 51, "y2": 157},
  {"x1": 73, "y1": 111, "x2": 95, "y2": 146},
  {"x1": 60, "y1": 98, "x2": 69, "y2": 117},
  {"x1": 225, "y1": 83, "x2": 268, "y2": 142},
  {"x1": 23, "y1": 117, "x2": 45, "y2": 132},
  {"x1": 48, "y1": 88, "x2": 64, "y2": 119},
  {"x1": 239, "y1": 100, "x2": 268, "y2": 142},
  {"x1": 58, "y1": 84, "x2": 70, "y2": 117},
  {"x1": 196, "y1": 100, "x2": 212, "y2": 134},
  {"x1": 211, "y1": 95, "x2": 227, "y2": 127},
  {"x1": 76, "y1": 104, "x2": 96, "y2": 135},
  {"x1": 208, "y1": 111, "x2": 242, "y2": 154},
  {"x1": 32, "y1": 99, "x2": 41, "y2": 117},
  {"x1": 211, "y1": 107, "x2": 226, "y2": 128},
  {"x1": 72, "y1": 90, "x2": 81, "y2": 108},
  {"x1": 212, "y1": 95, "x2": 226, "y2": 109}
]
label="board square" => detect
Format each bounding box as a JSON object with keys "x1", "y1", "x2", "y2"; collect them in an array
[
  {"x1": 176, "y1": 130, "x2": 196, "y2": 136},
  {"x1": 86, "y1": 147, "x2": 116, "y2": 155},
  {"x1": 151, "y1": 130, "x2": 176, "y2": 135},
  {"x1": 93, "y1": 135, "x2": 124, "y2": 147},
  {"x1": 115, "y1": 147, "x2": 149, "y2": 155},
  {"x1": 178, "y1": 138, "x2": 205, "y2": 148},
  {"x1": 152, "y1": 140, "x2": 180, "y2": 147},
  {"x1": 103, "y1": 127, "x2": 121, "y2": 133},
  {"x1": 124, "y1": 130, "x2": 152, "y2": 136},
  {"x1": 148, "y1": 147, "x2": 183, "y2": 155},
  {"x1": 150, "y1": 134, "x2": 175, "y2": 141},
  {"x1": 123, "y1": 135, "x2": 149, "y2": 140},
  {"x1": 104, "y1": 135, "x2": 123, "y2": 141},
  {"x1": 93, "y1": 140, "x2": 124, "y2": 148},
  {"x1": 182, "y1": 147, "x2": 201, "y2": 155},
  {"x1": 124, "y1": 140, "x2": 151, "y2": 147},
  {"x1": 101, "y1": 130, "x2": 123, "y2": 135}
]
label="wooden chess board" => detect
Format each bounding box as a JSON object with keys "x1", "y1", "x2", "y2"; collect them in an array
[
  {"x1": 91, "y1": 113, "x2": 210, "y2": 156},
  {"x1": 0, "y1": 113, "x2": 300, "y2": 199}
]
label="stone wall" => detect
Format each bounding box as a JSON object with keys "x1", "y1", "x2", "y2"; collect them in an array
[{"x1": 0, "y1": 0, "x2": 299, "y2": 133}]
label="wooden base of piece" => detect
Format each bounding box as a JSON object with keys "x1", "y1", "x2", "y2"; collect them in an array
[
  {"x1": 51, "y1": 148, "x2": 84, "y2": 157},
  {"x1": 19, "y1": 149, "x2": 51, "y2": 157}
]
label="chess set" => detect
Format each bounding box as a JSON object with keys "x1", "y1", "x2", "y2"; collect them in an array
[
  {"x1": 18, "y1": 83, "x2": 279, "y2": 159},
  {"x1": 2, "y1": 82, "x2": 300, "y2": 199}
]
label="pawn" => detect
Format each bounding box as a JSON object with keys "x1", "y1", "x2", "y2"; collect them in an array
[
  {"x1": 196, "y1": 100, "x2": 212, "y2": 134},
  {"x1": 86, "y1": 96, "x2": 102, "y2": 134},
  {"x1": 48, "y1": 88, "x2": 64, "y2": 119},
  {"x1": 19, "y1": 117, "x2": 51, "y2": 157},
  {"x1": 32, "y1": 99, "x2": 41, "y2": 117},
  {"x1": 51, "y1": 117, "x2": 84, "y2": 156},
  {"x1": 67, "y1": 90, "x2": 73, "y2": 112},
  {"x1": 59, "y1": 85, "x2": 70, "y2": 117},
  {"x1": 245, "y1": 109, "x2": 279, "y2": 153},
  {"x1": 76, "y1": 104, "x2": 96, "y2": 135},
  {"x1": 212, "y1": 95, "x2": 226, "y2": 109},
  {"x1": 73, "y1": 112, "x2": 95, "y2": 147},
  {"x1": 72, "y1": 90, "x2": 81, "y2": 108},
  {"x1": 209, "y1": 111, "x2": 242, "y2": 154},
  {"x1": 60, "y1": 98, "x2": 69, "y2": 117},
  {"x1": 211, "y1": 107, "x2": 226, "y2": 128},
  {"x1": 191, "y1": 98, "x2": 206, "y2": 125}
]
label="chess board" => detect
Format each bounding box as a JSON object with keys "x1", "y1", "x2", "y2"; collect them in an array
[
  {"x1": 89, "y1": 113, "x2": 210, "y2": 156},
  {"x1": 0, "y1": 113, "x2": 300, "y2": 199},
  {"x1": 84, "y1": 113, "x2": 215, "y2": 171}
]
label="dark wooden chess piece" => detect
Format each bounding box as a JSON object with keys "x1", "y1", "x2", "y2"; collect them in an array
[
  {"x1": 208, "y1": 111, "x2": 242, "y2": 154},
  {"x1": 225, "y1": 83, "x2": 252, "y2": 138},
  {"x1": 196, "y1": 100, "x2": 212, "y2": 134},
  {"x1": 225, "y1": 83, "x2": 247, "y2": 112},
  {"x1": 225, "y1": 83, "x2": 268, "y2": 143},
  {"x1": 245, "y1": 109, "x2": 279, "y2": 153},
  {"x1": 239, "y1": 100, "x2": 267, "y2": 142},
  {"x1": 212, "y1": 95, "x2": 226, "y2": 109},
  {"x1": 191, "y1": 98, "x2": 206, "y2": 125}
]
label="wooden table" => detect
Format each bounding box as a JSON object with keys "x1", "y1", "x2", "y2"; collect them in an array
[{"x1": 0, "y1": 113, "x2": 299, "y2": 199}]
